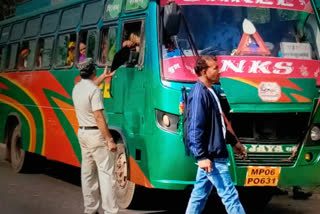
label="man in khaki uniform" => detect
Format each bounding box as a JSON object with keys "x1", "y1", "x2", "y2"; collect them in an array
[{"x1": 72, "y1": 58, "x2": 118, "y2": 214}]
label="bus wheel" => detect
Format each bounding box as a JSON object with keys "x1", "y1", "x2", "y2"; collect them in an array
[
  {"x1": 114, "y1": 140, "x2": 135, "y2": 208},
  {"x1": 10, "y1": 126, "x2": 26, "y2": 173}
]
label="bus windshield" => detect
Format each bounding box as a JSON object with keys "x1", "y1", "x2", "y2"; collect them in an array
[{"x1": 161, "y1": 5, "x2": 320, "y2": 82}]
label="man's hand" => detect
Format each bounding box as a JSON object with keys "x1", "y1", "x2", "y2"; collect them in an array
[
  {"x1": 233, "y1": 142, "x2": 247, "y2": 159},
  {"x1": 107, "y1": 138, "x2": 117, "y2": 152},
  {"x1": 198, "y1": 159, "x2": 212, "y2": 173},
  {"x1": 93, "y1": 65, "x2": 116, "y2": 86},
  {"x1": 103, "y1": 65, "x2": 116, "y2": 76}
]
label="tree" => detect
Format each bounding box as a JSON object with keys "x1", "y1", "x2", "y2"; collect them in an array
[{"x1": 0, "y1": 0, "x2": 16, "y2": 21}]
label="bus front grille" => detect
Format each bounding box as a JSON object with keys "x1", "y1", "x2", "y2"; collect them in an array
[{"x1": 235, "y1": 153, "x2": 297, "y2": 166}]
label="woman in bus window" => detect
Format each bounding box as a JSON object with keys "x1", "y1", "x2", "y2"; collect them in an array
[
  {"x1": 18, "y1": 49, "x2": 29, "y2": 69},
  {"x1": 122, "y1": 32, "x2": 140, "y2": 52},
  {"x1": 66, "y1": 42, "x2": 76, "y2": 66},
  {"x1": 79, "y1": 42, "x2": 86, "y2": 63}
]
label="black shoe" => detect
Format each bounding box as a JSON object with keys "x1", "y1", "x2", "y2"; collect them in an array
[{"x1": 293, "y1": 189, "x2": 312, "y2": 200}]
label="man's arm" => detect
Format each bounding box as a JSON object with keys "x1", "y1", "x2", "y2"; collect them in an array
[
  {"x1": 188, "y1": 90, "x2": 212, "y2": 172},
  {"x1": 188, "y1": 94, "x2": 208, "y2": 161},
  {"x1": 93, "y1": 109, "x2": 117, "y2": 152},
  {"x1": 94, "y1": 65, "x2": 116, "y2": 86}
]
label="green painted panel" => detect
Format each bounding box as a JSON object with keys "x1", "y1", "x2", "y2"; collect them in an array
[
  {"x1": 220, "y1": 78, "x2": 316, "y2": 113},
  {"x1": 0, "y1": 25, "x2": 10, "y2": 43},
  {"x1": 125, "y1": 0, "x2": 149, "y2": 12},
  {"x1": 60, "y1": 6, "x2": 81, "y2": 30},
  {"x1": 10, "y1": 21, "x2": 25, "y2": 41},
  {"x1": 25, "y1": 17, "x2": 41, "y2": 38},
  {"x1": 82, "y1": 0, "x2": 103, "y2": 25},
  {"x1": 103, "y1": 0, "x2": 123, "y2": 21}
]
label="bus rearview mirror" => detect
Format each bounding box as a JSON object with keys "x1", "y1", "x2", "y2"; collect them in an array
[{"x1": 163, "y1": 2, "x2": 181, "y2": 36}]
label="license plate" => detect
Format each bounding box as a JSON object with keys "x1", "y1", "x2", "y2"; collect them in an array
[{"x1": 245, "y1": 166, "x2": 281, "y2": 186}]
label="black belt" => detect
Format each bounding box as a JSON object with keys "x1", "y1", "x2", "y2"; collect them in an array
[{"x1": 79, "y1": 126, "x2": 99, "y2": 130}]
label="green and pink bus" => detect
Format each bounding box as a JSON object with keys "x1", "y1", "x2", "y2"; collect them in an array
[{"x1": 0, "y1": 0, "x2": 320, "y2": 209}]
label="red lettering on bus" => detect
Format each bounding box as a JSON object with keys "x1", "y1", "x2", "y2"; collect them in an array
[
  {"x1": 254, "y1": 178, "x2": 260, "y2": 184},
  {"x1": 259, "y1": 169, "x2": 265, "y2": 175},
  {"x1": 251, "y1": 169, "x2": 259, "y2": 175}
]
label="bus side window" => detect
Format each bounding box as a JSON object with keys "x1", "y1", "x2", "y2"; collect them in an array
[
  {"x1": 18, "y1": 40, "x2": 37, "y2": 70},
  {"x1": 6, "y1": 43, "x2": 19, "y2": 71},
  {"x1": 5, "y1": 45, "x2": 11, "y2": 70},
  {"x1": 36, "y1": 39, "x2": 44, "y2": 68},
  {"x1": 79, "y1": 30, "x2": 97, "y2": 63},
  {"x1": 55, "y1": 33, "x2": 76, "y2": 67},
  {"x1": 302, "y1": 15, "x2": 319, "y2": 60},
  {"x1": 121, "y1": 20, "x2": 145, "y2": 68},
  {"x1": 36, "y1": 37, "x2": 54, "y2": 69},
  {"x1": 0, "y1": 47, "x2": 2, "y2": 71},
  {"x1": 41, "y1": 37, "x2": 54, "y2": 68},
  {"x1": 99, "y1": 26, "x2": 117, "y2": 66}
]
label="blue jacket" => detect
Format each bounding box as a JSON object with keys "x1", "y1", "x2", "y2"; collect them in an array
[{"x1": 187, "y1": 81, "x2": 235, "y2": 160}]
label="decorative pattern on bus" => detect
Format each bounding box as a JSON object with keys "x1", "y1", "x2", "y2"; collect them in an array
[
  {"x1": 0, "y1": 72, "x2": 153, "y2": 187},
  {"x1": 162, "y1": 56, "x2": 319, "y2": 103},
  {"x1": 161, "y1": 0, "x2": 314, "y2": 13},
  {"x1": 0, "y1": 72, "x2": 81, "y2": 166}
]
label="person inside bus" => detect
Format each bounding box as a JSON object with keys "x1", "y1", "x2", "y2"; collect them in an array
[
  {"x1": 79, "y1": 42, "x2": 86, "y2": 63},
  {"x1": 162, "y1": 35, "x2": 180, "y2": 59},
  {"x1": 121, "y1": 32, "x2": 141, "y2": 65},
  {"x1": 101, "y1": 40, "x2": 108, "y2": 64},
  {"x1": 66, "y1": 41, "x2": 75, "y2": 66},
  {"x1": 18, "y1": 48, "x2": 29, "y2": 69},
  {"x1": 37, "y1": 48, "x2": 43, "y2": 68},
  {"x1": 122, "y1": 32, "x2": 140, "y2": 52}
]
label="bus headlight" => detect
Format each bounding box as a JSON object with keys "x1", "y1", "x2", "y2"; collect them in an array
[
  {"x1": 310, "y1": 126, "x2": 320, "y2": 141},
  {"x1": 156, "y1": 109, "x2": 179, "y2": 133}
]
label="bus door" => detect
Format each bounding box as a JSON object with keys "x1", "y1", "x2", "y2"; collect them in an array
[
  {"x1": 111, "y1": 18, "x2": 145, "y2": 121},
  {"x1": 112, "y1": 18, "x2": 146, "y2": 133}
]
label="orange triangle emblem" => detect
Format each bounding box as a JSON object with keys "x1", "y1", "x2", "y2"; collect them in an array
[{"x1": 235, "y1": 19, "x2": 271, "y2": 56}]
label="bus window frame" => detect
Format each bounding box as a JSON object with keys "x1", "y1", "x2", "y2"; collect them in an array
[
  {"x1": 120, "y1": 18, "x2": 145, "y2": 70},
  {"x1": 77, "y1": 28, "x2": 98, "y2": 65},
  {"x1": 0, "y1": 46, "x2": 4, "y2": 72},
  {"x1": 18, "y1": 39, "x2": 37, "y2": 72},
  {"x1": 35, "y1": 36, "x2": 55, "y2": 70},
  {"x1": 54, "y1": 32, "x2": 77, "y2": 70},
  {"x1": 96, "y1": 24, "x2": 119, "y2": 68},
  {"x1": 5, "y1": 43, "x2": 20, "y2": 72},
  {"x1": 24, "y1": 16, "x2": 42, "y2": 39}
]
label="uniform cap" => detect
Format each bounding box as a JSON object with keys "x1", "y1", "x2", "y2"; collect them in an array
[{"x1": 77, "y1": 58, "x2": 95, "y2": 76}]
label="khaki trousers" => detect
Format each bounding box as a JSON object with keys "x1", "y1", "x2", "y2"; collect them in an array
[{"x1": 78, "y1": 129, "x2": 118, "y2": 214}]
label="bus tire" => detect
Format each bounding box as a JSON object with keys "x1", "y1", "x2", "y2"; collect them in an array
[
  {"x1": 114, "y1": 139, "x2": 135, "y2": 208},
  {"x1": 10, "y1": 126, "x2": 26, "y2": 173}
]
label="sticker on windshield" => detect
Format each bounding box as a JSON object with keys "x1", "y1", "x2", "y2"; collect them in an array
[{"x1": 280, "y1": 42, "x2": 312, "y2": 59}]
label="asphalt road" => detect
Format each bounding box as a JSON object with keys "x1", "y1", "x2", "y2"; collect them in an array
[{"x1": 1, "y1": 144, "x2": 320, "y2": 214}]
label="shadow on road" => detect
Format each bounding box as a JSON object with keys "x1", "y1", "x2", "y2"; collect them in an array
[{"x1": 25, "y1": 158, "x2": 227, "y2": 214}]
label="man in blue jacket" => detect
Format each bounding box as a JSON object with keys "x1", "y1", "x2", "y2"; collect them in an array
[{"x1": 185, "y1": 56, "x2": 247, "y2": 214}]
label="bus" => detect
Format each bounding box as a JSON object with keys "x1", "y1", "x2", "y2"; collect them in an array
[{"x1": 0, "y1": 0, "x2": 320, "y2": 210}]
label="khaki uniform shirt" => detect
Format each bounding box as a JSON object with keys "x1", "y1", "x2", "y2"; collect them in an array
[{"x1": 72, "y1": 79, "x2": 104, "y2": 127}]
